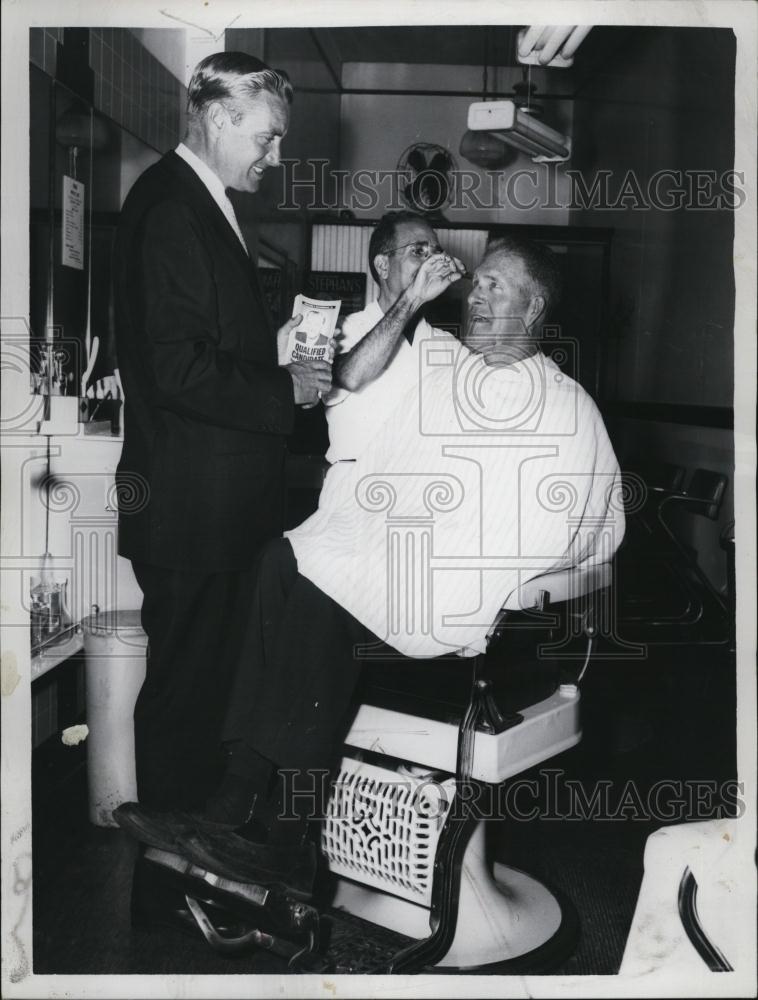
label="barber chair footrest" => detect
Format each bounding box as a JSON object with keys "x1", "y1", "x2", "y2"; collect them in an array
[
  {"x1": 132, "y1": 846, "x2": 323, "y2": 967},
  {"x1": 320, "y1": 909, "x2": 417, "y2": 973},
  {"x1": 132, "y1": 845, "x2": 418, "y2": 972}
]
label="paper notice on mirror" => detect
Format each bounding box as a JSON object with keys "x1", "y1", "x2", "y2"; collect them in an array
[
  {"x1": 62, "y1": 175, "x2": 85, "y2": 270},
  {"x1": 284, "y1": 295, "x2": 341, "y2": 363}
]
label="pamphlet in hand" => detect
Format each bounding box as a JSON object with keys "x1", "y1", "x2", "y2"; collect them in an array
[{"x1": 284, "y1": 294, "x2": 341, "y2": 363}]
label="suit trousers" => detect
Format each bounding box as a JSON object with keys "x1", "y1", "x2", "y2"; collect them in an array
[
  {"x1": 132, "y1": 560, "x2": 260, "y2": 810},
  {"x1": 221, "y1": 538, "x2": 375, "y2": 791}
]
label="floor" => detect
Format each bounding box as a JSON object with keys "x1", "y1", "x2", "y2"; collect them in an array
[{"x1": 32, "y1": 640, "x2": 737, "y2": 980}]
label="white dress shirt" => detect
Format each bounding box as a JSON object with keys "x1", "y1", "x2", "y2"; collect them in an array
[{"x1": 175, "y1": 142, "x2": 249, "y2": 254}]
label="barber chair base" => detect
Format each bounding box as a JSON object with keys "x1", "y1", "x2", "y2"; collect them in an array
[{"x1": 330, "y1": 822, "x2": 578, "y2": 972}]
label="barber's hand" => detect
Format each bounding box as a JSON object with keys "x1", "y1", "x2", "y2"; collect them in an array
[
  {"x1": 408, "y1": 252, "x2": 466, "y2": 305},
  {"x1": 286, "y1": 360, "x2": 333, "y2": 407}
]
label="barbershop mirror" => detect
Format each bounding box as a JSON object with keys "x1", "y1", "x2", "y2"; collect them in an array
[
  {"x1": 31, "y1": 67, "x2": 94, "y2": 403},
  {"x1": 29, "y1": 63, "x2": 156, "y2": 429}
]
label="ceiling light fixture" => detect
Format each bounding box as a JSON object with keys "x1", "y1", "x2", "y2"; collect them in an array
[{"x1": 466, "y1": 100, "x2": 571, "y2": 163}]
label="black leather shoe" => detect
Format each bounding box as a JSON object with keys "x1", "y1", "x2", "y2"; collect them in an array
[
  {"x1": 113, "y1": 802, "x2": 236, "y2": 852},
  {"x1": 177, "y1": 829, "x2": 317, "y2": 901}
]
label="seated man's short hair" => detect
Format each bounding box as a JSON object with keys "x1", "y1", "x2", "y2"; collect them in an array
[{"x1": 485, "y1": 235, "x2": 562, "y2": 316}]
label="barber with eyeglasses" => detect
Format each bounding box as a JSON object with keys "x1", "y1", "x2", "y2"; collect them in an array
[{"x1": 322, "y1": 210, "x2": 465, "y2": 485}]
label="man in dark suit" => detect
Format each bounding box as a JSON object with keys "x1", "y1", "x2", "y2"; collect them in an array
[{"x1": 114, "y1": 52, "x2": 332, "y2": 811}]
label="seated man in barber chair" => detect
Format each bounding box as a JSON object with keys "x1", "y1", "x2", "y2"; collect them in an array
[{"x1": 116, "y1": 237, "x2": 624, "y2": 963}]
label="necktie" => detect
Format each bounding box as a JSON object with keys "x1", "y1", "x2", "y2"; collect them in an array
[{"x1": 223, "y1": 197, "x2": 249, "y2": 256}]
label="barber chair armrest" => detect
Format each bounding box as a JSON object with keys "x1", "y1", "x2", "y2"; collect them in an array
[
  {"x1": 500, "y1": 562, "x2": 612, "y2": 614},
  {"x1": 482, "y1": 562, "x2": 612, "y2": 647}
]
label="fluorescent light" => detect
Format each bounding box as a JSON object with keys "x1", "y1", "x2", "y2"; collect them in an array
[{"x1": 466, "y1": 100, "x2": 571, "y2": 163}]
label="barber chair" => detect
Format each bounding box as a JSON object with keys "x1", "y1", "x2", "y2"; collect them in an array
[
  {"x1": 130, "y1": 461, "x2": 622, "y2": 970},
  {"x1": 319, "y1": 560, "x2": 612, "y2": 974},
  {"x1": 616, "y1": 463, "x2": 729, "y2": 643},
  {"x1": 130, "y1": 561, "x2": 611, "y2": 973}
]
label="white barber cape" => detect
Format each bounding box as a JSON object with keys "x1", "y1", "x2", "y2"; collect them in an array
[{"x1": 287, "y1": 345, "x2": 625, "y2": 658}]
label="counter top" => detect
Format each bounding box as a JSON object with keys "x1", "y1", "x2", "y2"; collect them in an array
[{"x1": 32, "y1": 628, "x2": 84, "y2": 680}]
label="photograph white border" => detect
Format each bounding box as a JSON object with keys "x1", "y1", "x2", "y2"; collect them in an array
[{"x1": 2, "y1": 1, "x2": 756, "y2": 997}]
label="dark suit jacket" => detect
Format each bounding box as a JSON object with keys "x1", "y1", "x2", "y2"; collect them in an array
[{"x1": 114, "y1": 151, "x2": 295, "y2": 572}]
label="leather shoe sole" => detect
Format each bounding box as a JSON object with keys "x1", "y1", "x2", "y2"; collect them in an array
[
  {"x1": 177, "y1": 828, "x2": 317, "y2": 901},
  {"x1": 113, "y1": 801, "x2": 236, "y2": 853}
]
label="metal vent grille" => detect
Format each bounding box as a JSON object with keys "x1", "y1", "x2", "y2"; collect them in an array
[{"x1": 322, "y1": 757, "x2": 455, "y2": 904}]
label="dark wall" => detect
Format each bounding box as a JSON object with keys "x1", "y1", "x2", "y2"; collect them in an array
[
  {"x1": 570, "y1": 27, "x2": 737, "y2": 590},
  {"x1": 570, "y1": 27, "x2": 736, "y2": 408}
]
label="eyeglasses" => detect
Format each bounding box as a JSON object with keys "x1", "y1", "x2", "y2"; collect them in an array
[{"x1": 385, "y1": 240, "x2": 445, "y2": 260}]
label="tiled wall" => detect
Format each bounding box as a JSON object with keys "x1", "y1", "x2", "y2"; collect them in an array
[
  {"x1": 29, "y1": 27, "x2": 64, "y2": 77},
  {"x1": 30, "y1": 27, "x2": 186, "y2": 153},
  {"x1": 89, "y1": 28, "x2": 184, "y2": 152}
]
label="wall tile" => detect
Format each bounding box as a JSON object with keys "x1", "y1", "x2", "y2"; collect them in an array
[
  {"x1": 29, "y1": 25, "x2": 188, "y2": 153},
  {"x1": 91, "y1": 32, "x2": 101, "y2": 78},
  {"x1": 102, "y1": 38, "x2": 112, "y2": 86},
  {"x1": 101, "y1": 88, "x2": 113, "y2": 120},
  {"x1": 121, "y1": 62, "x2": 131, "y2": 106},
  {"x1": 149, "y1": 58, "x2": 157, "y2": 118},
  {"x1": 30, "y1": 28, "x2": 44, "y2": 69},
  {"x1": 113, "y1": 54, "x2": 121, "y2": 98},
  {"x1": 43, "y1": 33, "x2": 55, "y2": 75}
]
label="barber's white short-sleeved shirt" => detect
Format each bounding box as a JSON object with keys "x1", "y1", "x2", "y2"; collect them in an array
[{"x1": 324, "y1": 300, "x2": 457, "y2": 463}]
